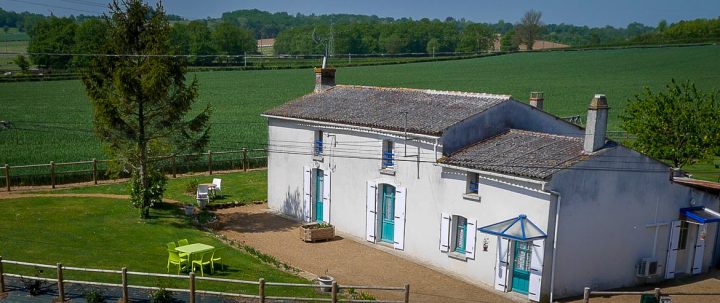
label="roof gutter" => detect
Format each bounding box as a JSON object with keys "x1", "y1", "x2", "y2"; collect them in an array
[
  {"x1": 262, "y1": 114, "x2": 441, "y2": 140},
  {"x1": 436, "y1": 162, "x2": 548, "y2": 191}
]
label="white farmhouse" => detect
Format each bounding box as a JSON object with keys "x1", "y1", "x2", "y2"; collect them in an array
[{"x1": 262, "y1": 68, "x2": 720, "y2": 302}]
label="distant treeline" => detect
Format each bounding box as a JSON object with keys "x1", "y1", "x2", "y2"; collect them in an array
[
  {"x1": 24, "y1": 16, "x2": 256, "y2": 70},
  {"x1": 5, "y1": 6, "x2": 720, "y2": 70}
]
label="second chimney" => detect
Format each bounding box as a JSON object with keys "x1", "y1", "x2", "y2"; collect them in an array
[
  {"x1": 314, "y1": 67, "x2": 336, "y2": 93},
  {"x1": 583, "y1": 94, "x2": 609, "y2": 154},
  {"x1": 529, "y1": 92, "x2": 544, "y2": 110}
]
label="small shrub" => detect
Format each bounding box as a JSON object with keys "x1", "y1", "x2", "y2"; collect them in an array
[
  {"x1": 184, "y1": 179, "x2": 199, "y2": 195},
  {"x1": 150, "y1": 288, "x2": 174, "y2": 303},
  {"x1": 83, "y1": 288, "x2": 105, "y2": 303}
]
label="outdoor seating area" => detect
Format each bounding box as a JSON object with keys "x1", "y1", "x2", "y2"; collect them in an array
[
  {"x1": 196, "y1": 178, "x2": 223, "y2": 208},
  {"x1": 166, "y1": 239, "x2": 224, "y2": 276}
]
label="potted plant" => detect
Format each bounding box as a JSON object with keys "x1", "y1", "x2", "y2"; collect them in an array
[{"x1": 299, "y1": 222, "x2": 335, "y2": 242}]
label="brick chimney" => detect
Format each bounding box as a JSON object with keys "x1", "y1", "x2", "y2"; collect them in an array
[
  {"x1": 314, "y1": 67, "x2": 336, "y2": 93},
  {"x1": 583, "y1": 94, "x2": 609, "y2": 154},
  {"x1": 529, "y1": 92, "x2": 544, "y2": 110}
]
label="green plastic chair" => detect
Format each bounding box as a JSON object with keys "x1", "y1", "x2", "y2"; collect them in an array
[
  {"x1": 167, "y1": 242, "x2": 188, "y2": 258},
  {"x1": 178, "y1": 239, "x2": 190, "y2": 247},
  {"x1": 192, "y1": 252, "x2": 213, "y2": 277},
  {"x1": 211, "y1": 248, "x2": 224, "y2": 272},
  {"x1": 167, "y1": 250, "x2": 188, "y2": 274}
]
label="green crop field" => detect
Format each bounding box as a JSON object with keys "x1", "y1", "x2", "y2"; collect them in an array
[
  {"x1": 0, "y1": 40, "x2": 29, "y2": 70},
  {"x1": 1, "y1": 45, "x2": 719, "y2": 178},
  {"x1": 0, "y1": 27, "x2": 30, "y2": 42}
]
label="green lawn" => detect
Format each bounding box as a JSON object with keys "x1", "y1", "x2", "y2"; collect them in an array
[
  {"x1": 0, "y1": 195, "x2": 320, "y2": 298},
  {"x1": 44, "y1": 170, "x2": 268, "y2": 206},
  {"x1": 1, "y1": 45, "x2": 719, "y2": 179}
]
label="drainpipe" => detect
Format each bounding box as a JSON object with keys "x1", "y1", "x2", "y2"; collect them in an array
[{"x1": 548, "y1": 190, "x2": 562, "y2": 303}]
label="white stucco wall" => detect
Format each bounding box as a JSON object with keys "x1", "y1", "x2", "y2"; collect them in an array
[
  {"x1": 267, "y1": 117, "x2": 554, "y2": 293},
  {"x1": 547, "y1": 145, "x2": 720, "y2": 298}
]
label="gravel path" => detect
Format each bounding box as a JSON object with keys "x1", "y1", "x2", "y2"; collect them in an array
[{"x1": 214, "y1": 203, "x2": 518, "y2": 303}]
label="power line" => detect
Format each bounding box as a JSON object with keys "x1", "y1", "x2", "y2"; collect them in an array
[{"x1": 2, "y1": 0, "x2": 105, "y2": 15}]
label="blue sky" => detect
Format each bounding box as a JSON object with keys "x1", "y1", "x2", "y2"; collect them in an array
[{"x1": 1, "y1": 0, "x2": 718, "y2": 27}]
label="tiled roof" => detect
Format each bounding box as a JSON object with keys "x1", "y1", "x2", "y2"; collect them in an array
[
  {"x1": 263, "y1": 85, "x2": 511, "y2": 136},
  {"x1": 439, "y1": 129, "x2": 587, "y2": 179}
]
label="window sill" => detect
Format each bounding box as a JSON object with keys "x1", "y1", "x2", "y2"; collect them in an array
[
  {"x1": 313, "y1": 155, "x2": 324, "y2": 162},
  {"x1": 379, "y1": 168, "x2": 396, "y2": 176},
  {"x1": 448, "y1": 252, "x2": 468, "y2": 261},
  {"x1": 462, "y1": 193, "x2": 481, "y2": 201}
]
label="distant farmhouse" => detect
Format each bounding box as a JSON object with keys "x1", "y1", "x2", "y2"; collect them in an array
[
  {"x1": 262, "y1": 68, "x2": 720, "y2": 302},
  {"x1": 493, "y1": 34, "x2": 570, "y2": 51},
  {"x1": 257, "y1": 38, "x2": 275, "y2": 55}
]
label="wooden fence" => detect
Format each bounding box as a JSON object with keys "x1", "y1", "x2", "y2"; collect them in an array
[
  {"x1": 2, "y1": 148, "x2": 268, "y2": 191},
  {"x1": 582, "y1": 286, "x2": 720, "y2": 302},
  {"x1": 0, "y1": 257, "x2": 410, "y2": 303}
]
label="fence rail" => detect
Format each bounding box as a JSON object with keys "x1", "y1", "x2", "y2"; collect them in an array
[
  {"x1": 582, "y1": 286, "x2": 720, "y2": 302},
  {"x1": 0, "y1": 257, "x2": 409, "y2": 303},
  {"x1": 2, "y1": 148, "x2": 268, "y2": 191}
]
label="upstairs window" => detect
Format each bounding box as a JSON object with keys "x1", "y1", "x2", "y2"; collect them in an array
[
  {"x1": 314, "y1": 130, "x2": 324, "y2": 156},
  {"x1": 382, "y1": 140, "x2": 394, "y2": 169},
  {"x1": 466, "y1": 172, "x2": 479, "y2": 195}
]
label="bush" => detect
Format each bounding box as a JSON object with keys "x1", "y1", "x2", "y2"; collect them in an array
[
  {"x1": 150, "y1": 288, "x2": 174, "y2": 303},
  {"x1": 83, "y1": 288, "x2": 105, "y2": 303},
  {"x1": 184, "y1": 178, "x2": 199, "y2": 195}
]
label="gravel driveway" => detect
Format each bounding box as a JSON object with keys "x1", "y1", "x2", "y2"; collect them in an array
[{"x1": 214, "y1": 203, "x2": 518, "y2": 303}]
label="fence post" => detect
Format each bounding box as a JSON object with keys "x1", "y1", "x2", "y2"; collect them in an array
[
  {"x1": 258, "y1": 278, "x2": 265, "y2": 303},
  {"x1": 50, "y1": 161, "x2": 56, "y2": 189},
  {"x1": 56, "y1": 263, "x2": 65, "y2": 302},
  {"x1": 171, "y1": 154, "x2": 177, "y2": 178},
  {"x1": 242, "y1": 148, "x2": 248, "y2": 172},
  {"x1": 0, "y1": 256, "x2": 5, "y2": 293},
  {"x1": 121, "y1": 267, "x2": 128, "y2": 303},
  {"x1": 92, "y1": 158, "x2": 97, "y2": 185},
  {"x1": 654, "y1": 288, "x2": 661, "y2": 301},
  {"x1": 331, "y1": 281, "x2": 338, "y2": 303},
  {"x1": 404, "y1": 283, "x2": 410, "y2": 303},
  {"x1": 4, "y1": 164, "x2": 8, "y2": 192},
  {"x1": 583, "y1": 287, "x2": 590, "y2": 303},
  {"x1": 208, "y1": 150, "x2": 213, "y2": 175},
  {"x1": 189, "y1": 272, "x2": 196, "y2": 303}
]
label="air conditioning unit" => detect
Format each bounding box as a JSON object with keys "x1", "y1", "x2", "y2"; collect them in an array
[{"x1": 636, "y1": 258, "x2": 659, "y2": 277}]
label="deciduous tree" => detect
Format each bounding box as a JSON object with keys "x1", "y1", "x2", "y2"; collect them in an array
[
  {"x1": 621, "y1": 80, "x2": 720, "y2": 169},
  {"x1": 82, "y1": 0, "x2": 211, "y2": 218},
  {"x1": 515, "y1": 10, "x2": 543, "y2": 50}
]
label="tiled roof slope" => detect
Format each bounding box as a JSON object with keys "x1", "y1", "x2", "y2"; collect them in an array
[
  {"x1": 264, "y1": 85, "x2": 511, "y2": 136},
  {"x1": 439, "y1": 129, "x2": 587, "y2": 179}
]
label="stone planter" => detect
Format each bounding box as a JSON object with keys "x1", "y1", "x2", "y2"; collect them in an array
[
  {"x1": 317, "y1": 275, "x2": 335, "y2": 293},
  {"x1": 183, "y1": 205, "x2": 194, "y2": 216},
  {"x1": 299, "y1": 223, "x2": 335, "y2": 242}
]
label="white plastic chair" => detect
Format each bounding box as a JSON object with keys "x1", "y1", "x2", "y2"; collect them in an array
[
  {"x1": 212, "y1": 178, "x2": 223, "y2": 198},
  {"x1": 197, "y1": 184, "x2": 210, "y2": 208}
]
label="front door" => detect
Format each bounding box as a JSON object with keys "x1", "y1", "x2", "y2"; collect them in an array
[
  {"x1": 512, "y1": 241, "x2": 531, "y2": 295},
  {"x1": 380, "y1": 185, "x2": 395, "y2": 243},
  {"x1": 314, "y1": 169, "x2": 324, "y2": 222}
]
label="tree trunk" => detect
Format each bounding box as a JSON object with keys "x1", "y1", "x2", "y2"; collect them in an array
[{"x1": 139, "y1": 98, "x2": 150, "y2": 219}]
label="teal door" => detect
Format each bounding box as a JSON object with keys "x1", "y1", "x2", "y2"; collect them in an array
[
  {"x1": 315, "y1": 169, "x2": 324, "y2": 222},
  {"x1": 380, "y1": 185, "x2": 395, "y2": 243},
  {"x1": 512, "y1": 241, "x2": 531, "y2": 294}
]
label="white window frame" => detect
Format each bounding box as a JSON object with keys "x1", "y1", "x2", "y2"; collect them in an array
[
  {"x1": 439, "y1": 213, "x2": 476, "y2": 260},
  {"x1": 463, "y1": 172, "x2": 480, "y2": 201},
  {"x1": 380, "y1": 139, "x2": 395, "y2": 174},
  {"x1": 313, "y1": 130, "x2": 324, "y2": 158}
]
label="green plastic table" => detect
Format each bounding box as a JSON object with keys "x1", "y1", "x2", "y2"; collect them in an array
[{"x1": 175, "y1": 243, "x2": 215, "y2": 264}]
